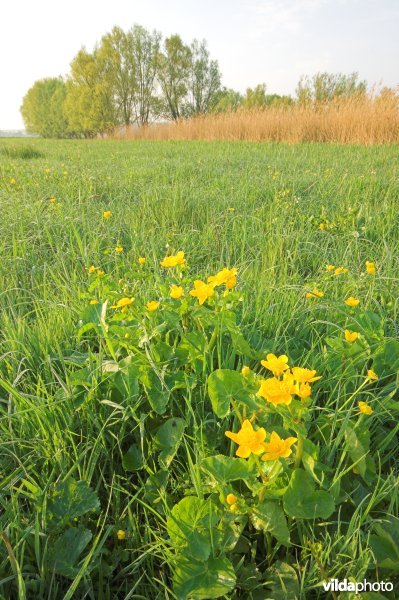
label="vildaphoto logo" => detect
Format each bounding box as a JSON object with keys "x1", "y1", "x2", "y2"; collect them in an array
[{"x1": 323, "y1": 579, "x2": 393, "y2": 593}]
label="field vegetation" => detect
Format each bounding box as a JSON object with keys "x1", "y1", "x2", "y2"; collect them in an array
[{"x1": 0, "y1": 138, "x2": 399, "y2": 599}]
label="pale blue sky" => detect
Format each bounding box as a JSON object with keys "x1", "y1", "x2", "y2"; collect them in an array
[{"x1": 1, "y1": 0, "x2": 398, "y2": 129}]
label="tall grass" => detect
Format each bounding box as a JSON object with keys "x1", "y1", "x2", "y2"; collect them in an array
[{"x1": 114, "y1": 93, "x2": 399, "y2": 144}]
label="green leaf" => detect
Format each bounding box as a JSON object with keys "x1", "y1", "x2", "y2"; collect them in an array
[
  {"x1": 167, "y1": 496, "x2": 218, "y2": 561},
  {"x1": 283, "y1": 470, "x2": 335, "y2": 520},
  {"x1": 173, "y1": 555, "x2": 236, "y2": 599},
  {"x1": 155, "y1": 418, "x2": 186, "y2": 468},
  {"x1": 47, "y1": 478, "x2": 100, "y2": 529},
  {"x1": 345, "y1": 424, "x2": 375, "y2": 483},
  {"x1": 49, "y1": 527, "x2": 92, "y2": 578},
  {"x1": 250, "y1": 501, "x2": 290, "y2": 546},
  {"x1": 201, "y1": 454, "x2": 257, "y2": 484},
  {"x1": 369, "y1": 515, "x2": 399, "y2": 572},
  {"x1": 122, "y1": 444, "x2": 144, "y2": 471},
  {"x1": 207, "y1": 369, "x2": 252, "y2": 418},
  {"x1": 140, "y1": 367, "x2": 170, "y2": 414},
  {"x1": 265, "y1": 561, "x2": 300, "y2": 600},
  {"x1": 373, "y1": 339, "x2": 399, "y2": 377}
]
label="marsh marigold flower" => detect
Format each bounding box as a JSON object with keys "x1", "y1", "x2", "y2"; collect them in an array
[
  {"x1": 116, "y1": 530, "x2": 126, "y2": 540},
  {"x1": 111, "y1": 297, "x2": 134, "y2": 309},
  {"x1": 297, "y1": 382, "x2": 312, "y2": 399},
  {"x1": 170, "y1": 284, "x2": 184, "y2": 299},
  {"x1": 138, "y1": 257, "x2": 146, "y2": 265},
  {"x1": 367, "y1": 369, "x2": 378, "y2": 381},
  {"x1": 225, "y1": 419, "x2": 266, "y2": 458},
  {"x1": 103, "y1": 210, "x2": 112, "y2": 219},
  {"x1": 334, "y1": 267, "x2": 348, "y2": 276},
  {"x1": 90, "y1": 299, "x2": 99, "y2": 305},
  {"x1": 88, "y1": 265, "x2": 96, "y2": 274},
  {"x1": 97, "y1": 269, "x2": 105, "y2": 276},
  {"x1": 189, "y1": 280, "x2": 215, "y2": 305},
  {"x1": 358, "y1": 401, "x2": 373, "y2": 415},
  {"x1": 241, "y1": 366, "x2": 250, "y2": 376},
  {"x1": 326, "y1": 264, "x2": 335, "y2": 271},
  {"x1": 147, "y1": 301, "x2": 160, "y2": 311},
  {"x1": 366, "y1": 261, "x2": 376, "y2": 275},
  {"x1": 291, "y1": 367, "x2": 321, "y2": 383},
  {"x1": 115, "y1": 246, "x2": 123, "y2": 253},
  {"x1": 261, "y1": 431, "x2": 297, "y2": 461},
  {"x1": 344, "y1": 330, "x2": 358, "y2": 343},
  {"x1": 257, "y1": 377, "x2": 295, "y2": 406},
  {"x1": 208, "y1": 267, "x2": 238, "y2": 289},
  {"x1": 261, "y1": 353, "x2": 289, "y2": 376},
  {"x1": 319, "y1": 223, "x2": 325, "y2": 231},
  {"x1": 226, "y1": 493, "x2": 237, "y2": 505},
  {"x1": 306, "y1": 289, "x2": 324, "y2": 299},
  {"x1": 345, "y1": 296, "x2": 360, "y2": 307},
  {"x1": 160, "y1": 251, "x2": 185, "y2": 267}
]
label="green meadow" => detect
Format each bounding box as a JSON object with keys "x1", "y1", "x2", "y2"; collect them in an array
[{"x1": 1, "y1": 138, "x2": 399, "y2": 599}]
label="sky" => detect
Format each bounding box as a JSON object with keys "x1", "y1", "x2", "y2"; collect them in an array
[{"x1": 1, "y1": 0, "x2": 398, "y2": 129}]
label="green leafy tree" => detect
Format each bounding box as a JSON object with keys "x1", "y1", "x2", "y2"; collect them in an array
[
  {"x1": 211, "y1": 88, "x2": 243, "y2": 113},
  {"x1": 20, "y1": 77, "x2": 68, "y2": 138},
  {"x1": 296, "y1": 72, "x2": 367, "y2": 104},
  {"x1": 188, "y1": 40, "x2": 221, "y2": 115},
  {"x1": 241, "y1": 83, "x2": 269, "y2": 109},
  {"x1": 157, "y1": 34, "x2": 192, "y2": 120},
  {"x1": 130, "y1": 25, "x2": 161, "y2": 125}
]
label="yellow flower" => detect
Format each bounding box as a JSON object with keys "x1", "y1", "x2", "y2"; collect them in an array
[
  {"x1": 49, "y1": 196, "x2": 57, "y2": 204},
  {"x1": 208, "y1": 267, "x2": 238, "y2": 289},
  {"x1": 226, "y1": 493, "x2": 237, "y2": 505},
  {"x1": 326, "y1": 264, "x2": 335, "y2": 271},
  {"x1": 319, "y1": 223, "x2": 325, "y2": 231},
  {"x1": 88, "y1": 265, "x2": 96, "y2": 274},
  {"x1": 345, "y1": 296, "x2": 360, "y2": 307},
  {"x1": 365, "y1": 261, "x2": 376, "y2": 275},
  {"x1": 115, "y1": 246, "x2": 123, "y2": 253},
  {"x1": 241, "y1": 366, "x2": 250, "y2": 376},
  {"x1": 358, "y1": 401, "x2": 373, "y2": 415},
  {"x1": 225, "y1": 419, "x2": 266, "y2": 458},
  {"x1": 170, "y1": 284, "x2": 184, "y2": 299},
  {"x1": 261, "y1": 431, "x2": 297, "y2": 462},
  {"x1": 96, "y1": 269, "x2": 105, "y2": 276},
  {"x1": 160, "y1": 251, "x2": 185, "y2": 267},
  {"x1": 147, "y1": 301, "x2": 160, "y2": 311},
  {"x1": 111, "y1": 297, "x2": 134, "y2": 309},
  {"x1": 138, "y1": 257, "x2": 146, "y2": 265},
  {"x1": 116, "y1": 530, "x2": 126, "y2": 540},
  {"x1": 229, "y1": 503, "x2": 239, "y2": 513},
  {"x1": 90, "y1": 299, "x2": 99, "y2": 305},
  {"x1": 189, "y1": 280, "x2": 215, "y2": 305},
  {"x1": 257, "y1": 377, "x2": 294, "y2": 406},
  {"x1": 344, "y1": 329, "x2": 358, "y2": 343},
  {"x1": 9, "y1": 178, "x2": 16, "y2": 185},
  {"x1": 334, "y1": 266, "x2": 348, "y2": 275},
  {"x1": 305, "y1": 289, "x2": 324, "y2": 299},
  {"x1": 103, "y1": 210, "x2": 112, "y2": 219},
  {"x1": 228, "y1": 207, "x2": 235, "y2": 212},
  {"x1": 367, "y1": 369, "x2": 378, "y2": 381},
  {"x1": 291, "y1": 367, "x2": 321, "y2": 383},
  {"x1": 261, "y1": 353, "x2": 289, "y2": 377},
  {"x1": 297, "y1": 382, "x2": 312, "y2": 399}
]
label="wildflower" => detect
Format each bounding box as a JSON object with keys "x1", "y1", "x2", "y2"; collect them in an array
[
  {"x1": 358, "y1": 401, "x2": 373, "y2": 415},
  {"x1": 111, "y1": 297, "x2": 134, "y2": 309},
  {"x1": 103, "y1": 210, "x2": 112, "y2": 219},
  {"x1": 367, "y1": 369, "x2": 378, "y2": 381},
  {"x1": 9, "y1": 178, "x2": 16, "y2": 185},
  {"x1": 261, "y1": 431, "x2": 297, "y2": 461},
  {"x1": 189, "y1": 280, "x2": 215, "y2": 305},
  {"x1": 170, "y1": 284, "x2": 184, "y2": 299},
  {"x1": 115, "y1": 246, "x2": 123, "y2": 253},
  {"x1": 261, "y1": 353, "x2": 289, "y2": 377},
  {"x1": 257, "y1": 377, "x2": 294, "y2": 406},
  {"x1": 319, "y1": 223, "x2": 325, "y2": 231},
  {"x1": 228, "y1": 207, "x2": 235, "y2": 212},
  {"x1": 229, "y1": 503, "x2": 238, "y2": 512},
  {"x1": 241, "y1": 366, "x2": 250, "y2": 376},
  {"x1": 88, "y1": 265, "x2": 96, "y2": 274},
  {"x1": 225, "y1": 419, "x2": 266, "y2": 458},
  {"x1": 226, "y1": 493, "x2": 237, "y2": 505},
  {"x1": 49, "y1": 196, "x2": 57, "y2": 204},
  {"x1": 297, "y1": 382, "x2": 312, "y2": 399},
  {"x1": 345, "y1": 296, "x2": 360, "y2": 307},
  {"x1": 326, "y1": 264, "x2": 335, "y2": 271},
  {"x1": 334, "y1": 267, "x2": 348, "y2": 276},
  {"x1": 146, "y1": 301, "x2": 160, "y2": 311},
  {"x1": 90, "y1": 299, "x2": 99, "y2": 305},
  {"x1": 366, "y1": 261, "x2": 376, "y2": 275},
  {"x1": 291, "y1": 367, "x2": 321, "y2": 383},
  {"x1": 344, "y1": 330, "x2": 358, "y2": 343},
  {"x1": 160, "y1": 251, "x2": 185, "y2": 267},
  {"x1": 97, "y1": 269, "x2": 105, "y2": 276},
  {"x1": 116, "y1": 530, "x2": 126, "y2": 540},
  {"x1": 138, "y1": 257, "x2": 146, "y2": 265},
  {"x1": 306, "y1": 289, "x2": 324, "y2": 299},
  {"x1": 208, "y1": 267, "x2": 238, "y2": 289}
]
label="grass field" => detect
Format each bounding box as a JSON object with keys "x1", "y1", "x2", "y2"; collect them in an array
[{"x1": 1, "y1": 138, "x2": 399, "y2": 599}]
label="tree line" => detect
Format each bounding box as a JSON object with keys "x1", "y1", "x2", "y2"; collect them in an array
[{"x1": 20, "y1": 24, "x2": 369, "y2": 138}]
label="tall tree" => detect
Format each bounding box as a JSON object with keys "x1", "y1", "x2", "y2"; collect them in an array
[
  {"x1": 20, "y1": 78, "x2": 68, "y2": 138},
  {"x1": 156, "y1": 34, "x2": 191, "y2": 120},
  {"x1": 130, "y1": 25, "x2": 161, "y2": 125},
  {"x1": 296, "y1": 72, "x2": 367, "y2": 104},
  {"x1": 188, "y1": 40, "x2": 221, "y2": 115}
]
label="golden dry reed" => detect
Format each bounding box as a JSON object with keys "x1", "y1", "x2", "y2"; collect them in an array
[{"x1": 113, "y1": 92, "x2": 399, "y2": 145}]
